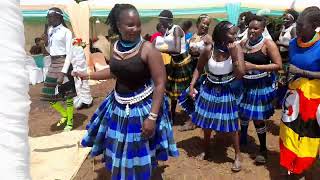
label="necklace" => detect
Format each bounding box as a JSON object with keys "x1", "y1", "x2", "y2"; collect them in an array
[
  {"x1": 214, "y1": 43, "x2": 228, "y2": 53},
  {"x1": 297, "y1": 33, "x2": 320, "y2": 48},
  {"x1": 246, "y1": 35, "x2": 265, "y2": 50},
  {"x1": 119, "y1": 36, "x2": 141, "y2": 48},
  {"x1": 113, "y1": 36, "x2": 143, "y2": 58}
]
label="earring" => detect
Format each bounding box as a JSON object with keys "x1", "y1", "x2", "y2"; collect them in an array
[{"x1": 315, "y1": 27, "x2": 320, "y2": 33}]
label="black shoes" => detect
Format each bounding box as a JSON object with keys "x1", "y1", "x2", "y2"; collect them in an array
[{"x1": 76, "y1": 102, "x2": 93, "y2": 110}]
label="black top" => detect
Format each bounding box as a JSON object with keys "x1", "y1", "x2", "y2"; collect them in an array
[
  {"x1": 30, "y1": 45, "x2": 42, "y2": 55},
  {"x1": 244, "y1": 49, "x2": 270, "y2": 65},
  {"x1": 109, "y1": 44, "x2": 151, "y2": 94}
]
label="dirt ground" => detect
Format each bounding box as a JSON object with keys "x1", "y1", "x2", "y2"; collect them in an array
[{"x1": 28, "y1": 80, "x2": 320, "y2": 180}]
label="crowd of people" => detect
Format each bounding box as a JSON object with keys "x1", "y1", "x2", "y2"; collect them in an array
[
  {"x1": 70, "y1": 4, "x2": 320, "y2": 180},
  {"x1": 1, "y1": 0, "x2": 319, "y2": 179}
]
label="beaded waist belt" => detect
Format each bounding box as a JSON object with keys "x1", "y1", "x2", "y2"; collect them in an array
[
  {"x1": 243, "y1": 72, "x2": 269, "y2": 80},
  {"x1": 51, "y1": 55, "x2": 66, "y2": 59},
  {"x1": 114, "y1": 84, "x2": 154, "y2": 116},
  {"x1": 207, "y1": 72, "x2": 235, "y2": 84}
]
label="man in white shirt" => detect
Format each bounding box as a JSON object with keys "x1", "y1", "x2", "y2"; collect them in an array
[
  {"x1": 41, "y1": 7, "x2": 76, "y2": 131},
  {"x1": 0, "y1": 0, "x2": 31, "y2": 179}
]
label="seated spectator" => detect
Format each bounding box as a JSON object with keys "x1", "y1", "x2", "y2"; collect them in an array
[
  {"x1": 150, "y1": 23, "x2": 166, "y2": 43},
  {"x1": 29, "y1": 37, "x2": 44, "y2": 55}
]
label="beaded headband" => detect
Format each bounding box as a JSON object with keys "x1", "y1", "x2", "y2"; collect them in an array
[{"x1": 47, "y1": 10, "x2": 63, "y2": 16}]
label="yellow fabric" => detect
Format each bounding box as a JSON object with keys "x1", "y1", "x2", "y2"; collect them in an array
[
  {"x1": 280, "y1": 122, "x2": 320, "y2": 158},
  {"x1": 168, "y1": 76, "x2": 190, "y2": 82},
  {"x1": 171, "y1": 55, "x2": 192, "y2": 67},
  {"x1": 166, "y1": 91, "x2": 181, "y2": 98},
  {"x1": 66, "y1": 2, "x2": 92, "y2": 73},
  {"x1": 162, "y1": 53, "x2": 171, "y2": 65},
  {"x1": 289, "y1": 78, "x2": 320, "y2": 99}
]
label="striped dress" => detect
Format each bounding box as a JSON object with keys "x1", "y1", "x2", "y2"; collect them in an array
[
  {"x1": 192, "y1": 54, "x2": 239, "y2": 132},
  {"x1": 81, "y1": 40, "x2": 178, "y2": 180},
  {"x1": 239, "y1": 48, "x2": 276, "y2": 121}
]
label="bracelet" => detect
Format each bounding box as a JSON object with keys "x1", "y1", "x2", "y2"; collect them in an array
[
  {"x1": 302, "y1": 70, "x2": 307, "y2": 77},
  {"x1": 149, "y1": 112, "x2": 158, "y2": 118},
  {"x1": 148, "y1": 115, "x2": 157, "y2": 121}
]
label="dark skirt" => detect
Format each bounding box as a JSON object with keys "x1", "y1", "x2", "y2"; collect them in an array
[
  {"x1": 239, "y1": 74, "x2": 276, "y2": 121},
  {"x1": 40, "y1": 56, "x2": 76, "y2": 101},
  {"x1": 166, "y1": 53, "x2": 193, "y2": 100},
  {"x1": 81, "y1": 85, "x2": 179, "y2": 180},
  {"x1": 190, "y1": 56, "x2": 199, "y2": 72},
  {"x1": 192, "y1": 78, "x2": 240, "y2": 132}
]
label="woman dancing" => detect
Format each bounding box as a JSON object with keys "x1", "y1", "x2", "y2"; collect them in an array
[
  {"x1": 75, "y1": 4, "x2": 178, "y2": 180},
  {"x1": 41, "y1": 7, "x2": 76, "y2": 131},
  {"x1": 190, "y1": 21, "x2": 245, "y2": 171},
  {"x1": 178, "y1": 14, "x2": 212, "y2": 131},
  {"x1": 158, "y1": 10, "x2": 194, "y2": 122},
  {"x1": 239, "y1": 15, "x2": 282, "y2": 164}
]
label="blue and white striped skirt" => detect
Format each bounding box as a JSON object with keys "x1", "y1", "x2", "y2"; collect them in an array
[
  {"x1": 239, "y1": 74, "x2": 276, "y2": 121},
  {"x1": 192, "y1": 78, "x2": 240, "y2": 132},
  {"x1": 81, "y1": 87, "x2": 179, "y2": 180},
  {"x1": 178, "y1": 74, "x2": 206, "y2": 116}
]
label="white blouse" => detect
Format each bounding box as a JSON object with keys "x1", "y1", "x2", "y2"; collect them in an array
[
  {"x1": 189, "y1": 39, "x2": 205, "y2": 52},
  {"x1": 163, "y1": 25, "x2": 187, "y2": 54},
  {"x1": 278, "y1": 24, "x2": 296, "y2": 52},
  {"x1": 47, "y1": 24, "x2": 73, "y2": 73},
  {"x1": 208, "y1": 54, "x2": 233, "y2": 75}
]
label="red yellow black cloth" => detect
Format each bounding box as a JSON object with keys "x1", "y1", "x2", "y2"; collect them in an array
[{"x1": 280, "y1": 78, "x2": 320, "y2": 174}]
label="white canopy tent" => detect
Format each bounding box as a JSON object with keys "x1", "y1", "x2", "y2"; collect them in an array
[{"x1": 20, "y1": 0, "x2": 320, "y2": 72}]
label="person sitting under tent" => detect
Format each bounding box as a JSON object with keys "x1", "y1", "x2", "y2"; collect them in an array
[{"x1": 30, "y1": 37, "x2": 44, "y2": 55}]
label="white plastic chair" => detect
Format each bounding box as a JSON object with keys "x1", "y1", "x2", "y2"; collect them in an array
[
  {"x1": 42, "y1": 56, "x2": 51, "y2": 81},
  {"x1": 25, "y1": 56, "x2": 43, "y2": 85}
]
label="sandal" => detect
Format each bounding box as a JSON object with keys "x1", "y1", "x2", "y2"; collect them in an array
[
  {"x1": 231, "y1": 156, "x2": 242, "y2": 172},
  {"x1": 57, "y1": 117, "x2": 67, "y2": 127},
  {"x1": 255, "y1": 150, "x2": 267, "y2": 164}
]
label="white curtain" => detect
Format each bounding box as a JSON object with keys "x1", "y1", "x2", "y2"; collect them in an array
[{"x1": 0, "y1": 0, "x2": 31, "y2": 179}]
